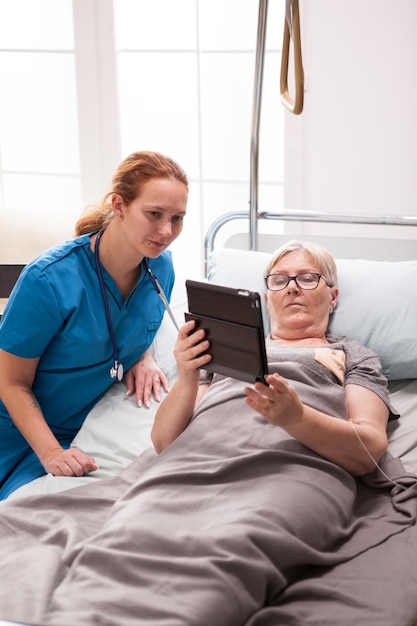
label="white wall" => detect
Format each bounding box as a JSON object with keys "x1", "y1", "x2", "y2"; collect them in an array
[{"x1": 284, "y1": 0, "x2": 417, "y2": 246}]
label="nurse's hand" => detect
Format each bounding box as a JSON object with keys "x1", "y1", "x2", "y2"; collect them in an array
[
  {"x1": 125, "y1": 350, "x2": 169, "y2": 408},
  {"x1": 42, "y1": 446, "x2": 99, "y2": 477}
]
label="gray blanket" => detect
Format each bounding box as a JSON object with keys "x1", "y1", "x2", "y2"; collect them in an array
[{"x1": 1, "y1": 372, "x2": 417, "y2": 625}]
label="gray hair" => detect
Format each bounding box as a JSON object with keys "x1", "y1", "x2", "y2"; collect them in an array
[{"x1": 265, "y1": 240, "x2": 337, "y2": 287}]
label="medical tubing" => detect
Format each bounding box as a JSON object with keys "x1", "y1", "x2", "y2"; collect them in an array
[{"x1": 348, "y1": 419, "x2": 408, "y2": 492}]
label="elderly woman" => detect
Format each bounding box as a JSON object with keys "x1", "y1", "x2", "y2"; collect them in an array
[
  {"x1": 0, "y1": 242, "x2": 414, "y2": 626},
  {"x1": 152, "y1": 240, "x2": 392, "y2": 476}
]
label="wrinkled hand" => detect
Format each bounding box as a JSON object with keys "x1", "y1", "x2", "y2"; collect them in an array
[
  {"x1": 42, "y1": 446, "x2": 98, "y2": 477},
  {"x1": 244, "y1": 372, "x2": 303, "y2": 426},
  {"x1": 125, "y1": 351, "x2": 169, "y2": 407},
  {"x1": 174, "y1": 320, "x2": 211, "y2": 381}
]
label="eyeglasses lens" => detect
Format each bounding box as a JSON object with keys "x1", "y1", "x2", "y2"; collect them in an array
[{"x1": 266, "y1": 273, "x2": 320, "y2": 291}]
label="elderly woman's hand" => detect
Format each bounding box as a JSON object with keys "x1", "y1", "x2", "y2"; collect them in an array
[
  {"x1": 151, "y1": 321, "x2": 212, "y2": 453},
  {"x1": 244, "y1": 373, "x2": 304, "y2": 426},
  {"x1": 173, "y1": 320, "x2": 212, "y2": 381}
]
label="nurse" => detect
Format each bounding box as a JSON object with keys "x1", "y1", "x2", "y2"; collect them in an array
[{"x1": 0, "y1": 150, "x2": 188, "y2": 499}]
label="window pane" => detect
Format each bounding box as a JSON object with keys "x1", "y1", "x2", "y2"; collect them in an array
[
  {"x1": 114, "y1": 0, "x2": 197, "y2": 50},
  {"x1": 117, "y1": 52, "x2": 199, "y2": 179},
  {"x1": 199, "y1": 0, "x2": 258, "y2": 50},
  {"x1": 200, "y1": 53, "x2": 253, "y2": 180},
  {"x1": 0, "y1": 52, "x2": 80, "y2": 174},
  {"x1": 0, "y1": 0, "x2": 74, "y2": 50},
  {"x1": 3, "y1": 173, "x2": 82, "y2": 216}
]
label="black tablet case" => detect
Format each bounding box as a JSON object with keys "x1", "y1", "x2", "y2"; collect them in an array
[{"x1": 185, "y1": 279, "x2": 268, "y2": 383}]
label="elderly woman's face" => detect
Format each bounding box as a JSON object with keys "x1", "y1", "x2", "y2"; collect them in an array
[{"x1": 266, "y1": 250, "x2": 338, "y2": 340}]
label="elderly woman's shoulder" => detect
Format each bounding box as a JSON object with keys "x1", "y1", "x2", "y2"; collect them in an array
[{"x1": 327, "y1": 334, "x2": 382, "y2": 364}]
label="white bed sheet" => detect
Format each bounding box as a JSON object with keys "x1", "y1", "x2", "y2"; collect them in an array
[{"x1": 8, "y1": 383, "x2": 163, "y2": 498}]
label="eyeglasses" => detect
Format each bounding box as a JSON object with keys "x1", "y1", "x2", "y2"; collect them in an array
[{"x1": 264, "y1": 272, "x2": 331, "y2": 291}]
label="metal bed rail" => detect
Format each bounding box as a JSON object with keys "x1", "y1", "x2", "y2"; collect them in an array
[{"x1": 204, "y1": 210, "x2": 417, "y2": 271}]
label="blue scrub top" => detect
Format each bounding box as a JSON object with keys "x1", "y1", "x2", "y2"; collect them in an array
[{"x1": 0, "y1": 234, "x2": 175, "y2": 436}]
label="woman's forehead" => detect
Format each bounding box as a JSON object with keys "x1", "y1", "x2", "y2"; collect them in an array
[{"x1": 272, "y1": 250, "x2": 319, "y2": 272}]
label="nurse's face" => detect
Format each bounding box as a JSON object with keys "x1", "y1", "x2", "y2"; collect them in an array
[{"x1": 118, "y1": 177, "x2": 188, "y2": 259}]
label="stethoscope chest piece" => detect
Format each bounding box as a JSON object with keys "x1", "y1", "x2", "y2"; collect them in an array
[{"x1": 110, "y1": 361, "x2": 124, "y2": 382}]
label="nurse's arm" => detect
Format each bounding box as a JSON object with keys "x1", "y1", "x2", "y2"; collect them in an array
[{"x1": 0, "y1": 349, "x2": 98, "y2": 477}]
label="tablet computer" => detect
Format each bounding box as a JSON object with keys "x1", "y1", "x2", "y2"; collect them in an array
[{"x1": 185, "y1": 279, "x2": 268, "y2": 384}]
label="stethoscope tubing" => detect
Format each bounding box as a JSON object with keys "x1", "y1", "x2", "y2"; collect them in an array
[{"x1": 94, "y1": 228, "x2": 178, "y2": 381}]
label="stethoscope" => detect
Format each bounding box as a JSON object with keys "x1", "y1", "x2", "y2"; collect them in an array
[{"x1": 94, "y1": 228, "x2": 179, "y2": 382}]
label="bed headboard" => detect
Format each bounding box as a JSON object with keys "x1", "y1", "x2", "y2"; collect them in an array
[
  {"x1": 224, "y1": 232, "x2": 417, "y2": 262},
  {"x1": 204, "y1": 211, "x2": 417, "y2": 265}
]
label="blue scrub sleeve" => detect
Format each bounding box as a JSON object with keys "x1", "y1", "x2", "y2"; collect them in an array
[{"x1": 0, "y1": 267, "x2": 64, "y2": 358}]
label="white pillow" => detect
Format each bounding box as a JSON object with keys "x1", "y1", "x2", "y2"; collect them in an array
[
  {"x1": 328, "y1": 258, "x2": 417, "y2": 380},
  {"x1": 207, "y1": 248, "x2": 417, "y2": 381},
  {"x1": 207, "y1": 247, "x2": 271, "y2": 332}
]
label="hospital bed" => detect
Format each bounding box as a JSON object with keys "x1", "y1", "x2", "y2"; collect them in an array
[{"x1": 3, "y1": 237, "x2": 417, "y2": 626}]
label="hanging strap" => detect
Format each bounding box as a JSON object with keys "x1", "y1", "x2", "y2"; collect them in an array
[{"x1": 280, "y1": 0, "x2": 304, "y2": 114}]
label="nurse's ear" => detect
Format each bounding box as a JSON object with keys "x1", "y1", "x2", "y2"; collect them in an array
[{"x1": 111, "y1": 193, "x2": 124, "y2": 218}]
